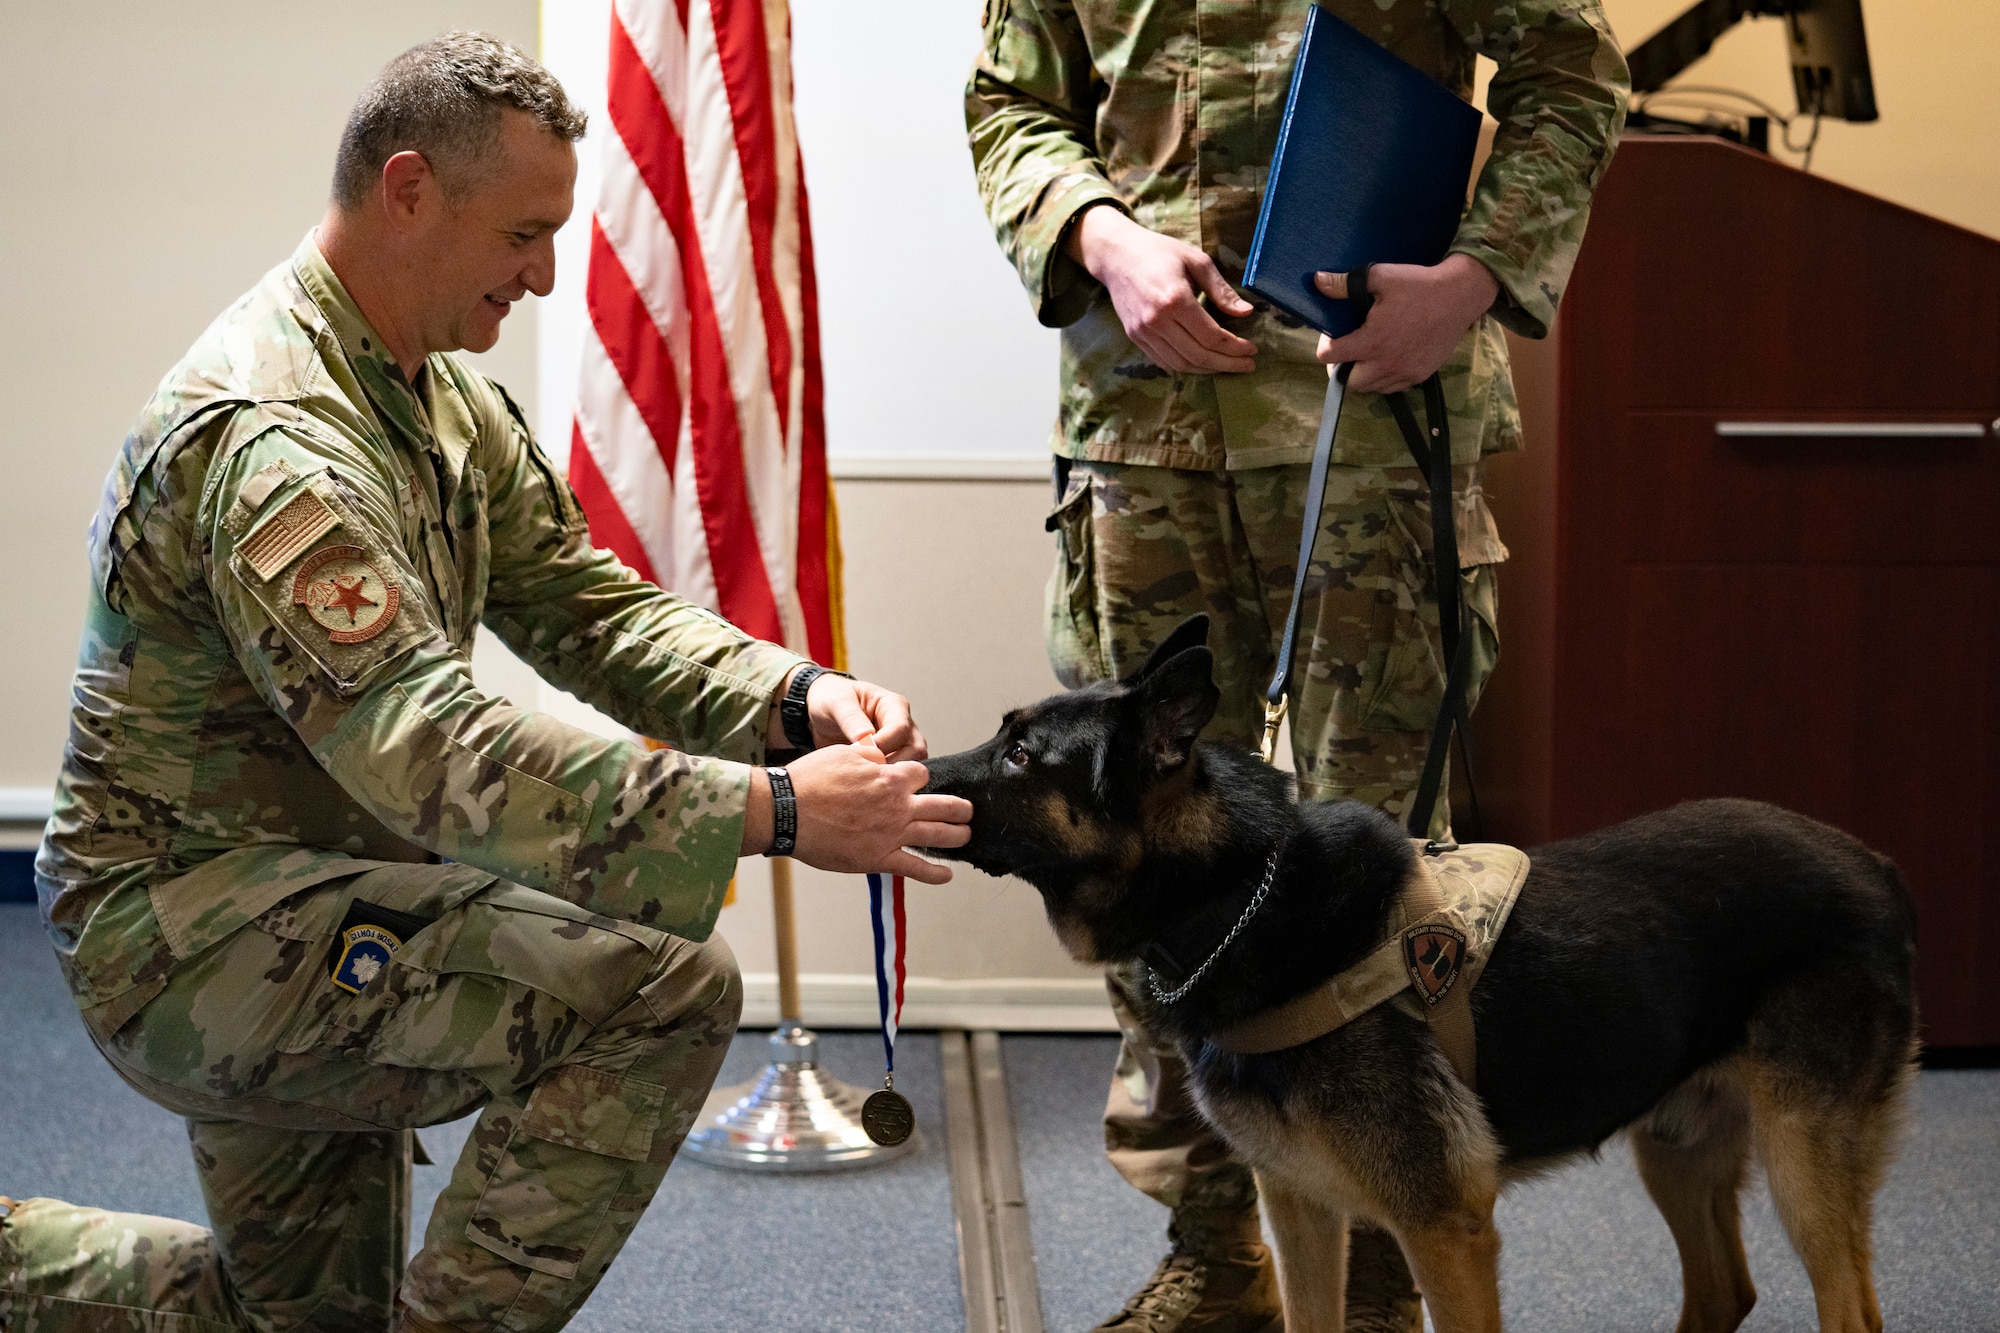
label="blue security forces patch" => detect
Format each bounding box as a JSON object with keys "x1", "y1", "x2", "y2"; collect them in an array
[{"x1": 331, "y1": 922, "x2": 401, "y2": 994}]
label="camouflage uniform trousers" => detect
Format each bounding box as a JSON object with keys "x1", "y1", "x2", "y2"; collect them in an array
[
  {"x1": 1046, "y1": 456, "x2": 1503, "y2": 1235},
  {"x1": 0, "y1": 858, "x2": 742, "y2": 1333}
]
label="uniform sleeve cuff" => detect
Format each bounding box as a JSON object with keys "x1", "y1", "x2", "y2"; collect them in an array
[
  {"x1": 1447, "y1": 239, "x2": 1553, "y2": 340},
  {"x1": 1025, "y1": 178, "x2": 1128, "y2": 328}
]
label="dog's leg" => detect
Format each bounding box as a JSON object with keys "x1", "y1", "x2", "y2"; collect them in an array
[
  {"x1": 1747, "y1": 1056, "x2": 1909, "y2": 1333},
  {"x1": 1256, "y1": 1171, "x2": 1348, "y2": 1333},
  {"x1": 1391, "y1": 1192, "x2": 1502, "y2": 1333},
  {"x1": 1630, "y1": 1064, "x2": 1758, "y2": 1333}
]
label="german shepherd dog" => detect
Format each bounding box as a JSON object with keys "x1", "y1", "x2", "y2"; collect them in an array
[{"x1": 921, "y1": 616, "x2": 1916, "y2": 1333}]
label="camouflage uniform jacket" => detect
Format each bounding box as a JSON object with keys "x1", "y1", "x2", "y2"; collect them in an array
[
  {"x1": 967, "y1": 0, "x2": 1629, "y2": 469},
  {"x1": 37, "y1": 235, "x2": 807, "y2": 1030}
]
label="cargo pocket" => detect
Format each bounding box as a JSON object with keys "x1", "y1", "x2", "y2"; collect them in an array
[
  {"x1": 1045, "y1": 470, "x2": 1107, "y2": 688},
  {"x1": 1359, "y1": 478, "x2": 1506, "y2": 733},
  {"x1": 519, "y1": 1064, "x2": 666, "y2": 1162},
  {"x1": 464, "y1": 1067, "x2": 665, "y2": 1280}
]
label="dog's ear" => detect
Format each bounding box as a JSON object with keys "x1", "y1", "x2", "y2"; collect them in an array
[
  {"x1": 1136, "y1": 646, "x2": 1219, "y2": 773},
  {"x1": 1128, "y1": 615, "x2": 1211, "y2": 685}
]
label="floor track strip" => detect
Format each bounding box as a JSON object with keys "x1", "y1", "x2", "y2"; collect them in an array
[{"x1": 942, "y1": 1029, "x2": 1045, "y2": 1333}]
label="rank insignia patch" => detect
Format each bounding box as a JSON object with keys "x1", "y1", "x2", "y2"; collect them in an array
[
  {"x1": 1403, "y1": 923, "x2": 1468, "y2": 1006},
  {"x1": 331, "y1": 923, "x2": 400, "y2": 994},
  {"x1": 292, "y1": 545, "x2": 401, "y2": 643}
]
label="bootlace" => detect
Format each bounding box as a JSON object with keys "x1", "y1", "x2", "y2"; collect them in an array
[{"x1": 1125, "y1": 1252, "x2": 1207, "y2": 1318}]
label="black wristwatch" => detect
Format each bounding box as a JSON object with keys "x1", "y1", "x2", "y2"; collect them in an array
[
  {"x1": 764, "y1": 766, "x2": 797, "y2": 858},
  {"x1": 780, "y1": 665, "x2": 831, "y2": 752}
]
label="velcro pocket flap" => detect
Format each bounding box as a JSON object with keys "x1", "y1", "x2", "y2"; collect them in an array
[
  {"x1": 520, "y1": 1064, "x2": 666, "y2": 1162},
  {"x1": 437, "y1": 882, "x2": 658, "y2": 1026},
  {"x1": 151, "y1": 845, "x2": 388, "y2": 960}
]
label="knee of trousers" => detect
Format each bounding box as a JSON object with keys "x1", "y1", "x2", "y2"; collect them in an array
[
  {"x1": 626, "y1": 931, "x2": 743, "y2": 1043},
  {"x1": 510, "y1": 934, "x2": 743, "y2": 1171}
]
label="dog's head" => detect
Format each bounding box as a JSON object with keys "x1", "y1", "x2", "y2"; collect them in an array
[{"x1": 922, "y1": 615, "x2": 1236, "y2": 962}]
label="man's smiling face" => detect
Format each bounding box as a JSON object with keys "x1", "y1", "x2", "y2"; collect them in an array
[{"x1": 412, "y1": 108, "x2": 577, "y2": 359}]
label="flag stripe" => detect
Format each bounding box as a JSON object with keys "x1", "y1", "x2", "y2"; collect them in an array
[
  {"x1": 574, "y1": 329, "x2": 677, "y2": 581},
  {"x1": 706, "y1": 0, "x2": 793, "y2": 441},
  {"x1": 791, "y1": 145, "x2": 835, "y2": 665},
  {"x1": 566, "y1": 423, "x2": 659, "y2": 585},
  {"x1": 572, "y1": 0, "x2": 835, "y2": 665},
  {"x1": 680, "y1": 0, "x2": 801, "y2": 650},
  {"x1": 585, "y1": 218, "x2": 684, "y2": 481},
  {"x1": 605, "y1": 7, "x2": 783, "y2": 642}
]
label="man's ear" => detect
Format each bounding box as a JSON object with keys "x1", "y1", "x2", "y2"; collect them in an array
[
  {"x1": 379, "y1": 150, "x2": 438, "y2": 231},
  {"x1": 1137, "y1": 646, "x2": 1219, "y2": 773},
  {"x1": 1127, "y1": 614, "x2": 1210, "y2": 685}
]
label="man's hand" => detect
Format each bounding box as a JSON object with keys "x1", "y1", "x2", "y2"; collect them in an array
[
  {"x1": 1313, "y1": 254, "x2": 1500, "y2": 394},
  {"x1": 1067, "y1": 205, "x2": 1258, "y2": 374},
  {"x1": 805, "y1": 672, "x2": 927, "y2": 762},
  {"x1": 740, "y1": 745, "x2": 972, "y2": 884}
]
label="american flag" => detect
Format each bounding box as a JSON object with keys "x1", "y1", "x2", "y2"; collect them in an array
[{"x1": 567, "y1": 0, "x2": 841, "y2": 666}]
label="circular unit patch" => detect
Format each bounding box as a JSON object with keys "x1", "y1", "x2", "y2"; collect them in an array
[{"x1": 292, "y1": 545, "x2": 401, "y2": 644}]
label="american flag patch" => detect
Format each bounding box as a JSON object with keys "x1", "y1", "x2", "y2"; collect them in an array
[{"x1": 240, "y1": 487, "x2": 340, "y2": 582}]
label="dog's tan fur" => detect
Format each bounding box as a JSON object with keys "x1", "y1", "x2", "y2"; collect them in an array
[{"x1": 1195, "y1": 1029, "x2": 1911, "y2": 1333}]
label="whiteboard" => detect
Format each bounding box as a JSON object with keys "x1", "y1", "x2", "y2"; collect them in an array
[{"x1": 535, "y1": 0, "x2": 1059, "y2": 472}]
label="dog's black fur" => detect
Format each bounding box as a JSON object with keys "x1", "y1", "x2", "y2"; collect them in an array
[{"x1": 922, "y1": 615, "x2": 1917, "y2": 1333}]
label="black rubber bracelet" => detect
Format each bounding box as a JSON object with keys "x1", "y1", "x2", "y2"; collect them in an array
[
  {"x1": 780, "y1": 666, "x2": 828, "y2": 753},
  {"x1": 764, "y1": 766, "x2": 797, "y2": 858}
]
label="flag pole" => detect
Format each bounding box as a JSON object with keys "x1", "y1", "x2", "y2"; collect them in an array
[{"x1": 770, "y1": 856, "x2": 802, "y2": 1021}]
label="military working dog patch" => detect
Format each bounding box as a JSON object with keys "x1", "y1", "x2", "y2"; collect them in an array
[
  {"x1": 1403, "y1": 922, "x2": 1468, "y2": 1006},
  {"x1": 292, "y1": 546, "x2": 401, "y2": 643}
]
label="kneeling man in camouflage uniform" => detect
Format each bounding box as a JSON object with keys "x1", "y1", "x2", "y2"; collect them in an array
[{"x1": 0, "y1": 33, "x2": 971, "y2": 1333}]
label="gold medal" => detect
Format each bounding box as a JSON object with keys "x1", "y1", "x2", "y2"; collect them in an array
[{"x1": 861, "y1": 1083, "x2": 915, "y2": 1147}]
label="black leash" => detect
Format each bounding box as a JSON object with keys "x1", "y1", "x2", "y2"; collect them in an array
[{"x1": 1260, "y1": 264, "x2": 1480, "y2": 845}]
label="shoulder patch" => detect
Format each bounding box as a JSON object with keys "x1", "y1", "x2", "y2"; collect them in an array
[
  {"x1": 240, "y1": 485, "x2": 341, "y2": 581},
  {"x1": 292, "y1": 545, "x2": 401, "y2": 643}
]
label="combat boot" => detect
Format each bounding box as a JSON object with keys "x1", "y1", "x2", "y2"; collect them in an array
[
  {"x1": 1092, "y1": 1204, "x2": 1283, "y2": 1333},
  {"x1": 1343, "y1": 1222, "x2": 1423, "y2": 1333}
]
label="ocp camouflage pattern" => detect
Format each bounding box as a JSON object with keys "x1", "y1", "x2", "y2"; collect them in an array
[
  {"x1": 967, "y1": 0, "x2": 1629, "y2": 470},
  {"x1": 1048, "y1": 458, "x2": 1502, "y2": 835},
  {"x1": 1, "y1": 866, "x2": 743, "y2": 1332},
  {"x1": 37, "y1": 234, "x2": 808, "y2": 1032}
]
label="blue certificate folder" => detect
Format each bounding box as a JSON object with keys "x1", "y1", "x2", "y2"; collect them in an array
[{"x1": 1243, "y1": 5, "x2": 1483, "y2": 339}]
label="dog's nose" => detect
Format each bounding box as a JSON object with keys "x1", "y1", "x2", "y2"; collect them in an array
[{"x1": 917, "y1": 749, "x2": 968, "y2": 796}]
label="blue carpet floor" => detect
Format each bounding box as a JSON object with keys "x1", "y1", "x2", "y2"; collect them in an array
[
  {"x1": 1004, "y1": 1034, "x2": 2000, "y2": 1331},
  {"x1": 0, "y1": 906, "x2": 958, "y2": 1332},
  {"x1": 7, "y1": 905, "x2": 1998, "y2": 1331}
]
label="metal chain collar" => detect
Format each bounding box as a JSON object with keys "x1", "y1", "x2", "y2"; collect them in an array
[{"x1": 1145, "y1": 844, "x2": 1286, "y2": 1005}]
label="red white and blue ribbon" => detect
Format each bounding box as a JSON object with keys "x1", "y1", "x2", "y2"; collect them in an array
[{"x1": 867, "y1": 872, "x2": 907, "y2": 1073}]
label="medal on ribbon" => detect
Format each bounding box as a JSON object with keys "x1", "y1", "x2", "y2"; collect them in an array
[{"x1": 861, "y1": 871, "x2": 915, "y2": 1146}]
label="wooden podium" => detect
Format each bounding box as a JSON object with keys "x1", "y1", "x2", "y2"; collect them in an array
[{"x1": 1476, "y1": 136, "x2": 2000, "y2": 1048}]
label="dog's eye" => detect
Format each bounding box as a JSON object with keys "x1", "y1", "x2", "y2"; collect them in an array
[{"x1": 1004, "y1": 741, "x2": 1030, "y2": 770}]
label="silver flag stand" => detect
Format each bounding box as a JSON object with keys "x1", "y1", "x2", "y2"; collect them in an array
[{"x1": 682, "y1": 859, "x2": 915, "y2": 1172}]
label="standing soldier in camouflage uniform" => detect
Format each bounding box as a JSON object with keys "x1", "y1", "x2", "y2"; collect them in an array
[
  {"x1": 0, "y1": 32, "x2": 972, "y2": 1333},
  {"x1": 969, "y1": 3, "x2": 1626, "y2": 1329}
]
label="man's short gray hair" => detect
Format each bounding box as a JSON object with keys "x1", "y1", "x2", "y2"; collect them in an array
[{"x1": 332, "y1": 31, "x2": 587, "y2": 210}]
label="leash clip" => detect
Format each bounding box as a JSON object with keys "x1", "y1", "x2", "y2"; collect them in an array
[{"x1": 1259, "y1": 695, "x2": 1287, "y2": 765}]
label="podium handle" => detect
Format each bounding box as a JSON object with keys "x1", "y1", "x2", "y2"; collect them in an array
[{"x1": 1716, "y1": 420, "x2": 1988, "y2": 439}]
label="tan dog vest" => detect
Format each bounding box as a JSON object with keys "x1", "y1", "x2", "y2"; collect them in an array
[{"x1": 1209, "y1": 842, "x2": 1530, "y2": 1091}]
